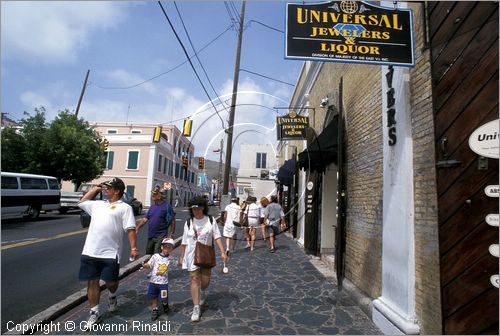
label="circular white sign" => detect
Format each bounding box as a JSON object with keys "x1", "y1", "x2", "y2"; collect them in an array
[
  {"x1": 468, "y1": 119, "x2": 499, "y2": 159},
  {"x1": 484, "y1": 185, "x2": 500, "y2": 197},
  {"x1": 486, "y1": 214, "x2": 499, "y2": 227},
  {"x1": 491, "y1": 275, "x2": 499, "y2": 288},
  {"x1": 307, "y1": 181, "x2": 314, "y2": 190},
  {"x1": 489, "y1": 244, "x2": 499, "y2": 258}
]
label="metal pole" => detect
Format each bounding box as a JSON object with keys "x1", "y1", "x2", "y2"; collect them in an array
[
  {"x1": 222, "y1": 1, "x2": 245, "y2": 195},
  {"x1": 75, "y1": 69, "x2": 90, "y2": 117},
  {"x1": 217, "y1": 138, "x2": 224, "y2": 201}
]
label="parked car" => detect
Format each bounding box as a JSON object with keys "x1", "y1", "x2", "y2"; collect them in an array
[{"x1": 80, "y1": 192, "x2": 143, "y2": 228}]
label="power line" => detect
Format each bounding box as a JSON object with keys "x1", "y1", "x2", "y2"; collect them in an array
[
  {"x1": 157, "y1": 1, "x2": 225, "y2": 129},
  {"x1": 173, "y1": 1, "x2": 231, "y2": 115},
  {"x1": 248, "y1": 19, "x2": 284, "y2": 33},
  {"x1": 240, "y1": 68, "x2": 295, "y2": 87},
  {"x1": 90, "y1": 25, "x2": 232, "y2": 90}
]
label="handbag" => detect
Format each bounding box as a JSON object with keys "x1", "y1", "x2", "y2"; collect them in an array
[
  {"x1": 238, "y1": 207, "x2": 249, "y2": 227},
  {"x1": 191, "y1": 219, "x2": 216, "y2": 268}
]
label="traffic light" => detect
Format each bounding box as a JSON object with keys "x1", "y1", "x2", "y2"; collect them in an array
[
  {"x1": 103, "y1": 139, "x2": 109, "y2": 151},
  {"x1": 182, "y1": 155, "x2": 189, "y2": 169},
  {"x1": 153, "y1": 126, "x2": 162, "y2": 143},
  {"x1": 182, "y1": 118, "x2": 192, "y2": 137},
  {"x1": 198, "y1": 157, "x2": 205, "y2": 170}
]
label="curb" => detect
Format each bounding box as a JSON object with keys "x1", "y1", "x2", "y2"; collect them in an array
[{"x1": 8, "y1": 236, "x2": 183, "y2": 335}]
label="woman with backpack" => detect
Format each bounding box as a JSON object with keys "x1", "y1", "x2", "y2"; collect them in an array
[{"x1": 177, "y1": 196, "x2": 228, "y2": 322}]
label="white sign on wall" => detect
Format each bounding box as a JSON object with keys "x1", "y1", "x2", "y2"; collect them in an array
[
  {"x1": 484, "y1": 185, "x2": 500, "y2": 197},
  {"x1": 488, "y1": 244, "x2": 499, "y2": 258},
  {"x1": 491, "y1": 275, "x2": 499, "y2": 289},
  {"x1": 468, "y1": 119, "x2": 499, "y2": 159},
  {"x1": 486, "y1": 214, "x2": 499, "y2": 227}
]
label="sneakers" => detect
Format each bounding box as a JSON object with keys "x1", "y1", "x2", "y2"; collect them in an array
[
  {"x1": 162, "y1": 302, "x2": 170, "y2": 313},
  {"x1": 108, "y1": 295, "x2": 117, "y2": 312},
  {"x1": 151, "y1": 308, "x2": 159, "y2": 321},
  {"x1": 191, "y1": 305, "x2": 201, "y2": 322},
  {"x1": 83, "y1": 310, "x2": 101, "y2": 331},
  {"x1": 200, "y1": 289, "x2": 207, "y2": 305}
]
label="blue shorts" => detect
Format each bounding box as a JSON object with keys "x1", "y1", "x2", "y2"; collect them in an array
[
  {"x1": 147, "y1": 283, "x2": 169, "y2": 301},
  {"x1": 79, "y1": 255, "x2": 119, "y2": 282}
]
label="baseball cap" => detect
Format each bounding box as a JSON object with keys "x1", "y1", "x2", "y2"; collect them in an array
[
  {"x1": 161, "y1": 238, "x2": 175, "y2": 246},
  {"x1": 102, "y1": 177, "x2": 125, "y2": 191}
]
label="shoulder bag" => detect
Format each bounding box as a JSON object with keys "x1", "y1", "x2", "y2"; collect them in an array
[
  {"x1": 190, "y1": 217, "x2": 216, "y2": 268},
  {"x1": 238, "y1": 206, "x2": 249, "y2": 227}
]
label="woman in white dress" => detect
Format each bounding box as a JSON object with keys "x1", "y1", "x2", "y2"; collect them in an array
[
  {"x1": 245, "y1": 196, "x2": 260, "y2": 251},
  {"x1": 177, "y1": 196, "x2": 228, "y2": 322},
  {"x1": 223, "y1": 197, "x2": 241, "y2": 255}
]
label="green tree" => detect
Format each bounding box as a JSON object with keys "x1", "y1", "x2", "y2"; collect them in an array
[
  {"x1": 1, "y1": 107, "x2": 106, "y2": 188},
  {"x1": 1, "y1": 127, "x2": 28, "y2": 172}
]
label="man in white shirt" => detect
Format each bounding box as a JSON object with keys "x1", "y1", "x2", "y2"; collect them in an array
[{"x1": 78, "y1": 177, "x2": 138, "y2": 330}]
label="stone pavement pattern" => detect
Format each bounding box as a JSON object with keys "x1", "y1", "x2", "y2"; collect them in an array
[{"x1": 44, "y1": 232, "x2": 380, "y2": 335}]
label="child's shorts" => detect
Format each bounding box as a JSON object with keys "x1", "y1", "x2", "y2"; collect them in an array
[{"x1": 147, "y1": 283, "x2": 169, "y2": 301}]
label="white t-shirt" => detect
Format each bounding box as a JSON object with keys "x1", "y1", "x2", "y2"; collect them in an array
[
  {"x1": 146, "y1": 253, "x2": 171, "y2": 285},
  {"x1": 181, "y1": 216, "x2": 221, "y2": 271},
  {"x1": 79, "y1": 200, "x2": 136, "y2": 263},
  {"x1": 224, "y1": 203, "x2": 241, "y2": 226},
  {"x1": 246, "y1": 203, "x2": 260, "y2": 219}
]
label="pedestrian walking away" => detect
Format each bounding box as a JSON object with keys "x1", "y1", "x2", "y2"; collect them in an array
[
  {"x1": 136, "y1": 186, "x2": 176, "y2": 257},
  {"x1": 223, "y1": 197, "x2": 241, "y2": 255},
  {"x1": 264, "y1": 195, "x2": 285, "y2": 253},
  {"x1": 77, "y1": 177, "x2": 138, "y2": 330},
  {"x1": 177, "y1": 196, "x2": 228, "y2": 322},
  {"x1": 259, "y1": 196, "x2": 270, "y2": 241},
  {"x1": 142, "y1": 238, "x2": 175, "y2": 321},
  {"x1": 245, "y1": 196, "x2": 260, "y2": 251}
]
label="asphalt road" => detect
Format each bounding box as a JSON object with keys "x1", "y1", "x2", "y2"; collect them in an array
[{"x1": 0, "y1": 206, "x2": 205, "y2": 333}]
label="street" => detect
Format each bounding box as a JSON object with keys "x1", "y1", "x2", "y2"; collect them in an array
[{"x1": 1, "y1": 207, "x2": 202, "y2": 333}]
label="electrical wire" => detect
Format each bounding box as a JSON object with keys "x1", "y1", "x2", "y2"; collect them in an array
[
  {"x1": 248, "y1": 19, "x2": 284, "y2": 33},
  {"x1": 90, "y1": 25, "x2": 232, "y2": 90},
  {"x1": 157, "y1": 1, "x2": 225, "y2": 129},
  {"x1": 173, "y1": 1, "x2": 231, "y2": 115},
  {"x1": 240, "y1": 68, "x2": 295, "y2": 87}
]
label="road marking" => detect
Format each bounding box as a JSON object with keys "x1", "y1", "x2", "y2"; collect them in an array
[
  {"x1": 1, "y1": 238, "x2": 38, "y2": 244},
  {"x1": 1, "y1": 229, "x2": 88, "y2": 251}
]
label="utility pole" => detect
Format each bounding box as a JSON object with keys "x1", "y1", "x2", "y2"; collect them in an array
[
  {"x1": 216, "y1": 138, "x2": 224, "y2": 202},
  {"x1": 75, "y1": 69, "x2": 90, "y2": 117},
  {"x1": 223, "y1": 1, "x2": 245, "y2": 196}
]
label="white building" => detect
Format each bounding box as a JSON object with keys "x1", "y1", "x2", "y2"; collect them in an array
[{"x1": 236, "y1": 144, "x2": 278, "y2": 200}]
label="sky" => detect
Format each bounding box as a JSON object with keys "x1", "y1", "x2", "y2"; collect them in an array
[{"x1": 1, "y1": 0, "x2": 303, "y2": 165}]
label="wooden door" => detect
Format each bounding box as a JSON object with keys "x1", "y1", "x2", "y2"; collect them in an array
[{"x1": 429, "y1": 2, "x2": 499, "y2": 334}]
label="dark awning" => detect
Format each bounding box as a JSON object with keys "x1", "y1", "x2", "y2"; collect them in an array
[
  {"x1": 298, "y1": 115, "x2": 338, "y2": 173},
  {"x1": 276, "y1": 158, "x2": 296, "y2": 185}
]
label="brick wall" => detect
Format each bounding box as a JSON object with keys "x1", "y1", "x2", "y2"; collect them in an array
[
  {"x1": 408, "y1": 3, "x2": 442, "y2": 334},
  {"x1": 306, "y1": 62, "x2": 384, "y2": 300}
]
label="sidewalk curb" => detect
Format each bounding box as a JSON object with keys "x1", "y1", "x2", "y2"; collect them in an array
[{"x1": 8, "y1": 237, "x2": 183, "y2": 335}]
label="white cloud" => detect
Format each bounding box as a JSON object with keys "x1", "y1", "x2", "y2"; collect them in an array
[{"x1": 1, "y1": 2, "x2": 128, "y2": 64}]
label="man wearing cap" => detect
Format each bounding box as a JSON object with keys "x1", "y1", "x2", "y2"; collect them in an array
[
  {"x1": 78, "y1": 177, "x2": 138, "y2": 330},
  {"x1": 136, "y1": 186, "x2": 176, "y2": 256}
]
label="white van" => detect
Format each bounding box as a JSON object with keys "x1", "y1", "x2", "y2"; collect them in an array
[{"x1": 1, "y1": 172, "x2": 61, "y2": 219}]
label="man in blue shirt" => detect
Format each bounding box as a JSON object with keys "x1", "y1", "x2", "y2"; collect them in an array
[{"x1": 136, "y1": 186, "x2": 176, "y2": 255}]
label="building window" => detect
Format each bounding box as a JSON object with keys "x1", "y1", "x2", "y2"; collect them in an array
[
  {"x1": 238, "y1": 186, "x2": 244, "y2": 195},
  {"x1": 158, "y1": 154, "x2": 163, "y2": 172},
  {"x1": 130, "y1": 129, "x2": 142, "y2": 134},
  {"x1": 163, "y1": 157, "x2": 168, "y2": 174},
  {"x1": 107, "y1": 129, "x2": 117, "y2": 134},
  {"x1": 197, "y1": 176, "x2": 202, "y2": 186},
  {"x1": 105, "y1": 151, "x2": 114, "y2": 169},
  {"x1": 126, "y1": 185, "x2": 135, "y2": 198},
  {"x1": 127, "y1": 150, "x2": 140, "y2": 170},
  {"x1": 169, "y1": 160, "x2": 174, "y2": 176},
  {"x1": 256, "y1": 152, "x2": 267, "y2": 168},
  {"x1": 175, "y1": 163, "x2": 180, "y2": 178}
]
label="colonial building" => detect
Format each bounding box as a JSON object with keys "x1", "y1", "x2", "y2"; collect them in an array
[
  {"x1": 236, "y1": 144, "x2": 278, "y2": 200},
  {"x1": 61, "y1": 123, "x2": 202, "y2": 207},
  {"x1": 279, "y1": 1, "x2": 498, "y2": 334}
]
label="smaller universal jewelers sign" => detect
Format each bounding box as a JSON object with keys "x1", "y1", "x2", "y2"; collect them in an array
[
  {"x1": 277, "y1": 111, "x2": 309, "y2": 140},
  {"x1": 286, "y1": 1, "x2": 415, "y2": 66}
]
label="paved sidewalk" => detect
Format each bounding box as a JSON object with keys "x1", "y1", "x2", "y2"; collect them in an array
[{"x1": 39, "y1": 232, "x2": 380, "y2": 335}]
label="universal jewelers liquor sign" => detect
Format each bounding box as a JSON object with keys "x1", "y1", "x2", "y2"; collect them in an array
[{"x1": 286, "y1": 1, "x2": 415, "y2": 66}]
